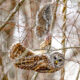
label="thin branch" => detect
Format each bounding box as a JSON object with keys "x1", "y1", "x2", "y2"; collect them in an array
[
  {"x1": 51, "y1": 46, "x2": 80, "y2": 51},
  {"x1": 31, "y1": 46, "x2": 80, "y2": 53},
  {"x1": 66, "y1": 13, "x2": 80, "y2": 44},
  {"x1": 51, "y1": 0, "x2": 59, "y2": 32},
  {"x1": 74, "y1": 25, "x2": 80, "y2": 45},
  {"x1": 76, "y1": 65, "x2": 80, "y2": 80},
  {"x1": 34, "y1": 46, "x2": 80, "y2": 53},
  {"x1": 60, "y1": 0, "x2": 67, "y2": 80},
  {"x1": 31, "y1": 72, "x2": 38, "y2": 80},
  {"x1": 0, "y1": 0, "x2": 25, "y2": 31}
]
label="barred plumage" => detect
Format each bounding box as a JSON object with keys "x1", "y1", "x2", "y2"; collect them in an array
[
  {"x1": 35, "y1": 3, "x2": 53, "y2": 38},
  {"x1": 9, "y1": 43, "x2": 65, "y2": 73}
]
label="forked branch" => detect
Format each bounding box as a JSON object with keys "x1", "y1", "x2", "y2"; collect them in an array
[{"x1": 0, "y1": 0, "x2": 25, "y2": 31}]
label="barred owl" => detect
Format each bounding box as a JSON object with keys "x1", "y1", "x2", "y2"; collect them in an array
[
  {"x1": 9, "y1": 43, "x2": 65, "y2": 73},
  {"x1": 35, "y1": 3, "x2": 53, "y2": 38}
]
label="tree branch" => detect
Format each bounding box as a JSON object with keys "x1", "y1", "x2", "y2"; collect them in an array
[
  {"x1": 51, "y1": 46, "x2": 80, "y2": 51},
  {"x1": 35, "y1": 46, "x2": 80, "y2": 51},
  {"x1": 60, "y1": 0, "x2": 67, "y2": 80},
  {"x1": 0, "y1": 0, "x2": 25, "y2": 31},
  {"x1": 31, "y1": 72, "x2": 38, "y2": 80},
  {"x1": 76, "y1": 65, "x2": 80, "y2": 80},
  {"x1": 51, "y1": 0, "x2": 59, "y2": 31}
]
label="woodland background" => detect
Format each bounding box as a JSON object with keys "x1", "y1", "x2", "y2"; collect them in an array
[{"x1": 0, "y1": 0, "x2": 80, "y2": 80}]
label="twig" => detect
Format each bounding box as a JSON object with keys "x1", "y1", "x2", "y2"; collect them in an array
[
  {"x1": 65, "y1": 59, "x2": 80, "y2": 64},
  {"x1": 0, "y1": 0, "x2": 25, "y2": 31},
  {"x1": 66, "y1": 13, "x2": 80, "y2": 45},
  {"x1": 60, "y1": 0, "x2": 67, "y2": 80},
  {"x1": 76, "y1": 65, "x2": 80, "y2": 80},
  {"x1": 51, "y1": 0, "x2": 59, "y2": 31},
  {"x1": 47, "y1": 0, "x2": 59, "y2": 53},
  {"x1": 51, "y1": 46, "x2": 80, "y2": 51},
  {"x1": 74, "y1": 25, "x2": 80, "y2": 45},
  {"x1": 31, "y1": 72, "x2": 38, "y2": 80},
  {"x1": 35, "y1": 46, "x2": 80, "y2": 52}
]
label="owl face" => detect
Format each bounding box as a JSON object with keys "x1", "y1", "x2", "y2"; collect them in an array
[{"x1": 50, "y1": 52, "x2": 65, "y2": 69}]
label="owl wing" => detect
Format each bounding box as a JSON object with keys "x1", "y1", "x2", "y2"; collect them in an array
[
  {"x1": 10, "y1": 43, "x2": 34, "y2": 59},
  {"x1": 10, "y1": 43, "x2": 56, "y2": 73},
  {"x1": 14, "y1": 54, "x2": 55, "y2": 73},
  {"x1": 32, "y1": 60, "x2": 55, "y2": 73},
  {"x1": 36, "y1": 4, "x2": 52, "y2": 38},
  {"x1": 38, "y1": 4, "x2": 52, "y2": 26}
]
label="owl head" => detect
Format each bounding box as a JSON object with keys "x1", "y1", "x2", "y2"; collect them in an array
[{"x1": 50, "y1": 52, "x2": 65, "y2": 69}]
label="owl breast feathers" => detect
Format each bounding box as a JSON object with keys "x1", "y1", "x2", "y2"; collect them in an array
[{"x1": 9, "y1": 43, "x2": 65, "y2": 73}]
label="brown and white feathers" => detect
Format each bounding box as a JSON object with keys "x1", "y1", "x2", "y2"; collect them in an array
[
  {"x1": 35, "y1": 3, "x2": 53, "y2": 38},
  {"x1": 9, "y1": 43, "x2": 65, "y2": 73}
]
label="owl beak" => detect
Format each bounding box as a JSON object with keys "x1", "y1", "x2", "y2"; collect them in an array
[{"x1": 54, "y1": 60, "x2": 58, "y2": 64}]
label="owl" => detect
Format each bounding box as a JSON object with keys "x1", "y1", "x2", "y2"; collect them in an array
[
  {"x1": 35, "y1": 3, "x2": 53, "y2": 38},
  {"x1": 9, "y1": 43, "x2": 65, "y2": 73}
]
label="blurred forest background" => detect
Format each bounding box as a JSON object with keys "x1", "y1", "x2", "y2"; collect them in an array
[{"x1": 0, "y1": 0, "x2": 80, "y2": 80}]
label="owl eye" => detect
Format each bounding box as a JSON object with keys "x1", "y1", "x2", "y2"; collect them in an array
[
  {"x1": 54, "y1": 56, "x2": 56, "y2": 59},
  {"x1": 58, "y1": 59, "x2": 62, "y2": 62}
]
